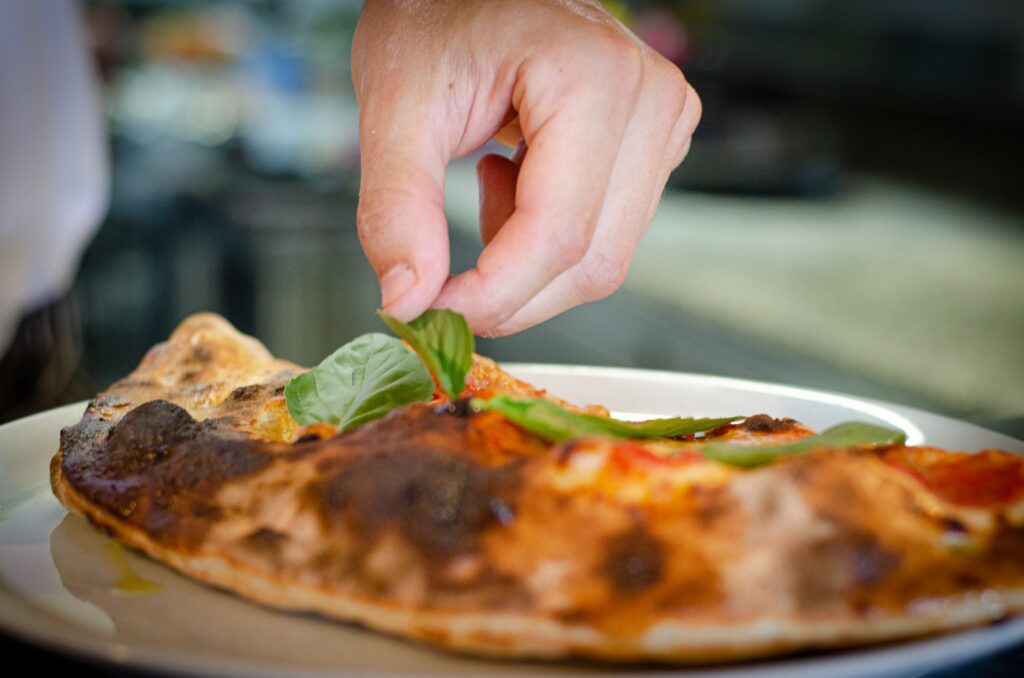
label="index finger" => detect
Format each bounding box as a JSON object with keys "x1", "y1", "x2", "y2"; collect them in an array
[{"x1": 433, "y1": 67, "x2": 635, "y2": 333}]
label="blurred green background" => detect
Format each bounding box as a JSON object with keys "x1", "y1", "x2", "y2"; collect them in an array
[{"x1": 67, "y1": 0, "x2": 1024, "y2": 435}]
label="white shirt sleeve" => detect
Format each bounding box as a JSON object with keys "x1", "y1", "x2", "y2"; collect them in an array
[{"x1": 0, "y1": 0, "x2": 109, "y2": 353}]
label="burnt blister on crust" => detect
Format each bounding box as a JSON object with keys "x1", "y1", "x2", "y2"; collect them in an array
[
  {"x1": 240, "y1": 527, "x2": 288, "y2": 566},
  {"x1": 228, "y1": 384, "x2": 266, "y2": 402},
  {"x1": 792, "y1": 526, "x2": 902, "y2": 611},
  {"x1": 742, "y1": 414, "x2": 797, "y2": 434},
  {"x1": 96, "y1": 400, "x2": 198, "y2": 476},
  {"x1": 600, "y1": 525, "x2": 667, "y2": 595},
  {"x1": 307, "y1": 449, "x2": 520, "y2": 558},
  {"x1": 59, "y1": 415, "x2": 115, "y2": 463},
  {"x1": 61, "y1": 400, "x2": 271, "y2": 549},
  {"x1": 434, "y1": 398, "x2": 473, "y2": 418}
]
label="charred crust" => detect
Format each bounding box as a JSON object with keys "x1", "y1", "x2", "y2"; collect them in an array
[
  {"x1": 314, "y1": 402, "x2": 539, "y2": 475},
  {"x1": 111, "y1": 378, "x2": 157, "y2": 390},
  {"x1": 600, "y1": 525, "x2": 666, "y2": 595},
  {"x1": 61, "y1": 400, "x2": 271, "y2": 549},
  {"x1": 434, "y1": 398, "x2": 472, "y2": 418},
  {"x1": 229, "y1": 384, "x2": 265, "y2": 401},
  {"x1": 88, "y1": 392, "x2": 132, "y2": 410},
  {"x1": 241, "y1": 527, "x2": 287, "y2": 563},
  {"x1": 742, "y1": 414, "x2": 796, "y2": 433},
  {"x1": 691, "y1": 484, "x2": 733, "y2": 529},
  {"x1": 306, "y1": 449, "x2": 519, "y2": 558},
  {"x1": 554, "y1": 440, "x2": 585, "y2": 464},
  {"x1": 60, "y1": 416, "x2": 115, "y2": 461},
  {"x1": 793, "y1": 525, "x2": 901, "y2": 609},
  {"x1": 941, "y1": 517, "x2": 968, "y2": 534},
  {"x1": 954, "y1": 571, "x2": 982, "y2": 587},
  {"x1": 849, "y1": 537, "x2": 900, "y2": 587},
  {"x1": 98, "y1": 400, "x2": 199, "y2": 476}
]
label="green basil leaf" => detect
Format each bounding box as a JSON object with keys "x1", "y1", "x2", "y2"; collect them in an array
[
  {"x1": 473, "y1": 395, "x2": 740, "y2": 442},
  {"x1": 377, "y1": 309, "x2": 474, "y2": 399},
  {"x1": 696, "y1": 422, "x2": 906, "y2": 468},
  {"x1": 284, "y1": 333, "x2": 434, "y2": 429}
]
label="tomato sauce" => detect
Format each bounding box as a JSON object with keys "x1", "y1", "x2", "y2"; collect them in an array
[{"x1": 883, "y1": 448, "x2": 1024, "y2": 507}]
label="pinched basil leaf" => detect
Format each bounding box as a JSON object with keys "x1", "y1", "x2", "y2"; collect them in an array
[
  {"x1": 378, "y1": 309, "x2": 474, "y2": 400},
  {"x1": 284, "y1": 333, "x2": 433, "y2": 429},
  {"x1": 696, "y1": 422, "x2": 906, "y2": 468},
  {"x1": 473, "y1": 395, "x2": 740, "y2": 442}
]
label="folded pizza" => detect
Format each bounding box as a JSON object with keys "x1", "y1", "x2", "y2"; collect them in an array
[{"x1": 51, "y1": 313, "x2": 1024, "y2": 663}]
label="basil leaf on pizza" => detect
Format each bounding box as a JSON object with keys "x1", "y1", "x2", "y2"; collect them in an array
[
  {"x1": 378, "y1": 309, "x2": 474, "y2": 400},
  {"x1": 474, "y1": 395, "x2": 740, "y2": 442},
  {"x1": 697, "y1": 422, "x2": 906, "y2": 467},
  {"x1": 284, "y1": 333, "x2": 433, "y2": 429}
]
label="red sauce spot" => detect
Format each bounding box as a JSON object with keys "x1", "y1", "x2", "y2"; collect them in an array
[
  {"x1": 609, "y1": 441, "x2": 703, "y2": 471},
  {"x1": 883, "y1": 448, "x2": 1024, "y2": 507}
]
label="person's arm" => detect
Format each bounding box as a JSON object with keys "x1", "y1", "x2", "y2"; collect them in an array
[{"x1": 352, "y1": 0, "x2": 700, "y2": 336}]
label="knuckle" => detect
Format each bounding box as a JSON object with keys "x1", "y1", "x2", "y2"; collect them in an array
[
  {"x1": 654, "y1": 63, "x2": 690, "y2": 117},
  {"x1": 679, "y1": 83, "x2": 702, "y2": 134},
  {"x1": 556, "y1": 25, "x2": 643, "y2": 96},
  {"x1": 576, "y1": 251, "x2": 630, "y2": 301},
  {"x1": 667, "y1": 85, "x2": 701, "y2": 165},
  {"x1": 549, "y1": 220, "x2": 592, "y2": 270},
  {"x1": 667, "y1": 77, "x2": 690, "y2": 119},
  {"x1": 598, "y1": 35, "x2": 645, "y2": 96}
]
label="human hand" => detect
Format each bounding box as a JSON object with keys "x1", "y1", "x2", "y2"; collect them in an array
[{"x1": 352, "y1": 0, "x2": 700, "y2": 336}]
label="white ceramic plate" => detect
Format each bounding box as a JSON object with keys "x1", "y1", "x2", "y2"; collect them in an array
[{"x1": 1, "y1": 365, "x2": 1022, "y2": 678}]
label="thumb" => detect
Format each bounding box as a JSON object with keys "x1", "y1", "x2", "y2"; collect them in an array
[{"x1": 357, "y1": 110, "x2": 450, "y2": 322}]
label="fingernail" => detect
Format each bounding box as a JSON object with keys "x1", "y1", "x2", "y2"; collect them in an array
[{"x1": 379, "y1": 264, "x2": 417, "y2": 310}]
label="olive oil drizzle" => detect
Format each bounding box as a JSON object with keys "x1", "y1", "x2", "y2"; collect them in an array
[{"x1": 105, "y1": 541, "x2": 162, "y2": 594}]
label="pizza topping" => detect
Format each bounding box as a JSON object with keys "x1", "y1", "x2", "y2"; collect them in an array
[
  {"x1": 694, "y1": 422, "x2": 906, "y2": 468},
  {"x1": 378, "y1": 309, "x2": 474, "y2": 400},
  {"x1": 464, "y1": 354, "x2": 609, "y2": 415},
  {"x1": 284, "y1": 332, "x2": 434, "y2": 429},
  {"x1": 473, "y1": 395, "x2": 739, "y2": 443},
  {"x1": 608, "y1": 441, "x2": 704, "y2": 469},
  {"x1": 882, "y1": 448, "x2": 1024, "y2": 507}
]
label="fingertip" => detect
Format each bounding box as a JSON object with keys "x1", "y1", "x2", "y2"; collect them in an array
[
  {"x1": 431, "y1": 270, "x2": 511, "y2": 336},
  {"x1": 377, "y1": 248, "x2": 450, "y2": 322}
]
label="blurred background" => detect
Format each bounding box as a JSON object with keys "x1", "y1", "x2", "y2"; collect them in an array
[{"x1": 2, "y1": 0, "x2": 1022, "y2": 435}]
